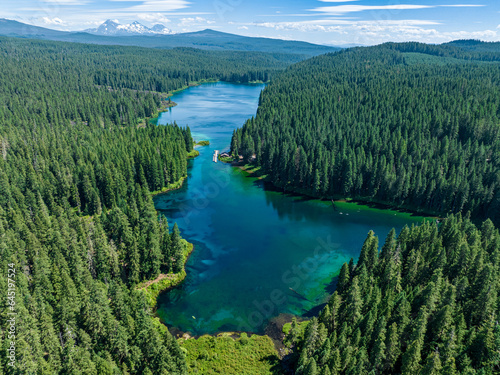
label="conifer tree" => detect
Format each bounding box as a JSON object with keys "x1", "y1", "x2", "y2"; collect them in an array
[{"x1": 171, "y1": 223, "x2": 184, "y2": 273}]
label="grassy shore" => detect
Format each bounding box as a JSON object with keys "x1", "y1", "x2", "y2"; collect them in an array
[
  {"x1": 137, "y1": 239, "x2": 194, "y2": 308},
  {"x1": 179, "y1": 332, "x2": 283, "y2": 375},
  {"x1": 150, "y1": 176, "x2": 187, "y2": 197},
  {"x1": 187, "y1": 149, "x2": 200, "y2": 158},
  {"x1": 218, "y1": 155, "x2": 235, "y2": 163},
  {"x1": 232, "y1": 161, "x2": 437, "y2": 220}
]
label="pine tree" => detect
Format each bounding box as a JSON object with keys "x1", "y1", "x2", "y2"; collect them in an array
[
  {"x1": 337, "y1": 263, "x2": 350, "y2": 294},
  {"x1": 381, "y1": 322, "x2": 399, "y2": 371},
  {"x1": 183, "y1": 126, "x2": 194, "y2": 152},
  {"x1": 357, "y1": 231, "x2": 378, "y2": 272},
  {"x1": 159, "y1": 215, "x2": 172, "y2": 273},
  {"x1": 421, "y1": 350, "x2": 443, "y2": 375},
  {"x1": 305, "y1": 358, "x2": 318, "y2": 375},
  {"x1": 344, "y1": 277, "x2": 363, "y2": 324},
  {"x1": 171, "y1": 222, "x2": 184, "y2": 273},
  {"x1": 401, "y1": 339, "x2": 422, "y2": 375}
]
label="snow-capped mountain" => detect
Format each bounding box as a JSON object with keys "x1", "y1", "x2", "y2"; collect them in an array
[
  {"x1": 149, "y1": 24, "x2": 174, "y2": 35},
  {"x1": 85, "y1": 20, "x2": 174, "y2": 36}
]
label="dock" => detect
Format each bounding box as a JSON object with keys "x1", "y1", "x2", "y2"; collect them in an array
[{"x1": 213, "y1": 150, "x2": 219, "y2": 163}]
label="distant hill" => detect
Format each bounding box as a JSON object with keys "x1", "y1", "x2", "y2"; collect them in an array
[
  {"x1": 0, "y1": 18, "x2": 337, "y2": 56},
  {"x1": 0, "y1": 18, "x2": 70, "y2": 39},
  {"x1": 445, "y1": 39, "x2": 500, "y2": 53}
]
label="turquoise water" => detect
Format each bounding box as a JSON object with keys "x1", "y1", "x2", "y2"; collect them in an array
[{"x1": 154, "y1": 82, "x2": 424, "y2": 335}]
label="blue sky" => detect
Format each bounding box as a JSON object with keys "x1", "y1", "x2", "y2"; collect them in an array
[{"x1": 2, "y1": 0, "x2": 499, "y2": 45}]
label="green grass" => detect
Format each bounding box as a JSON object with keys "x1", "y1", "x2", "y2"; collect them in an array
[
  {"x1": 195, "y1": 140, "x2": 210, "y2": 146},
  {"x1": 187, "y1": 149, "x2": 200, "y2": 158},
  {"x1": 238, "y1": 164, "x2": 268, "y2": 180},
  {"x1": 281, "y1": 319, "x2": 309, "y2": 357},
  {"x1": 180, "y1": 333, "x2": 284, "y2": 375},
  {"x1": 137, "y1": 240, "x2": 194, "y2": 308},
  {"x1": 242, "y1": 164, "x2": 262, "y2": 174},
  {"x1": 150, "y1": 176, "x2": 187, "y2": 196},
  {"x1": 219, "y1": 156, "x2": 234, "y2": 163},
  {"x1": 282, "y1": 320, "x2": 308, "y2": 338}
]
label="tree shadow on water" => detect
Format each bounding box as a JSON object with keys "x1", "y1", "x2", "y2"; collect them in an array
[
  {"x1": 325, "y1": 275, "x2": 339, "y2": 295},
  {"x1": 302, "y1": 302, "x2": 327, "y2": 319}
]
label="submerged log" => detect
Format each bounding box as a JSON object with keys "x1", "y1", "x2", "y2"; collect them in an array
[{"x1": 289, "y1": 287, "x2": 309, "y2": 301}]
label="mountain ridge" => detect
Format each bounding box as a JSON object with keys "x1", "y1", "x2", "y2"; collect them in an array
[{"x1": 0, "y1": 18, "x2": 338, "y2": 56}]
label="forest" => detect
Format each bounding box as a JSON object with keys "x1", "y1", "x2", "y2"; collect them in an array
[
  {"x1": 287, "y1": 214, "x2": 500, "y2": 374},
  {"x1": 231, "y1": 41, "x2": 500, "y2": 374},
  {"x1": 2, "y1": 33, "x2": 500, "y2": 375},
  {"x1": 232, "y1": 42, "x2": 500, "y2": 225},
  {"x1": 0, "y1": 36, "x2": 295, "y2": 374}
]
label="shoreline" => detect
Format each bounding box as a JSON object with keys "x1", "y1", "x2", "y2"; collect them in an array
[
  {"x1": 149, "y1": 79, "x2": 267, "y2": 125},
  {"x1": 226, "y1": 160, "x2": 440, "y2": 221},
  {"x1": 166, "y1": 312, "x2": 301, "y2": 355},
  {"x1": 166, "y1": 79, "x2": 266, "y2": 98},
  {"x1": 137, "y1": 240, "x2": 195, "y2": 309},
  {"x1": 151, "y1": 176, "x2": 187, "y2": 197},
  {"x1": 146, "y1": 80, "x2": 217, "y2": 125}
]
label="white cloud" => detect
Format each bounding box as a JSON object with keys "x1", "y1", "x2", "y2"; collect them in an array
[
  {"x1": 122, "y1": 0, "x2": 190, "y2": 12},
  {"x1": 238, "y1": 26, "x2": 248, "y2": 30},
  {"x1": 310, "y1": 3, "x2": 485, "y2": 15},
  {"x1": 137, "y1": 13, "x2": 171, "y2": 24},
  {"x1": 249, "y1": 18, "x2": 498, "y2": 45},
  {"x1": 81, "y1": 20, "x2": 106, "y2": 27},
  {"x1": 41, "y1": 0, "x2": 89, "y2": 4},
  {"x1": 311, "y1": 4, "x2": 434, "y2": 15},
  {"x1": 40, "y1": 17, "x2": 66, "y2": 25},
  {"x1": 440, "y1": 4, "x2": 486, "y2": 7},
  {"x1": 252, "y1": 19, "x2": 441, "y2": 33},
  {"x1": 178, "y1": 16, "x2": 215, "y2": 27}
]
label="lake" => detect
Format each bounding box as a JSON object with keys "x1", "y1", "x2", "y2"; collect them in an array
[{"x1": 154, "y1": 82, "x2": 424, "y2": 335}]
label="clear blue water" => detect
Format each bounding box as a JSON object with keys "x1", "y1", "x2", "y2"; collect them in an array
[{"x1": 154, "y1": 82, "x2": 425, "y2": 335}]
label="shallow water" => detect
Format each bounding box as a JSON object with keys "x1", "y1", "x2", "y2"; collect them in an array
[{"x1": 154, "y1": 82, "x2": 425, "y2": 335}]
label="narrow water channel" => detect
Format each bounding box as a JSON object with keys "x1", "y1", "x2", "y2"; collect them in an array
[{"x1": 154, "y1": 82, "x2": 425, "y2": 335}]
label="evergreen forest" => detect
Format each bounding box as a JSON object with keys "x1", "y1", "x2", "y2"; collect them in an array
[
  {"x1": 288, "y1": 215, "x2": 500, "y2": 375},
  {"x1": 232, "y1": 42, "x2": 500, "y2": 225},
  {"x1": 0, "y1": 36, "x2": 297, "y2": 374},
  {"x1": 2, "y1": 33, "x2": 500, "y2": 375},
  {"x1": 232, "y1": 42, "x2": 500, "y2": 374}
]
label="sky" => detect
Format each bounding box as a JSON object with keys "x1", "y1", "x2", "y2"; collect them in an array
[{"x1": 2, "y1": 0, "x2": 500, "y2": 45}]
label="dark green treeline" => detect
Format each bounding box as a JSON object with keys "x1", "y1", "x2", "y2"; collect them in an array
[
  {"x1": 288, "y1": 215, "x2": 500, "y2": 375},
  {"x1": 232, "y1": 43, "x2": 500, "y2": 225},
  {"x1": 0, "y1": 36, "x2": 293, "y2": 374}
]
